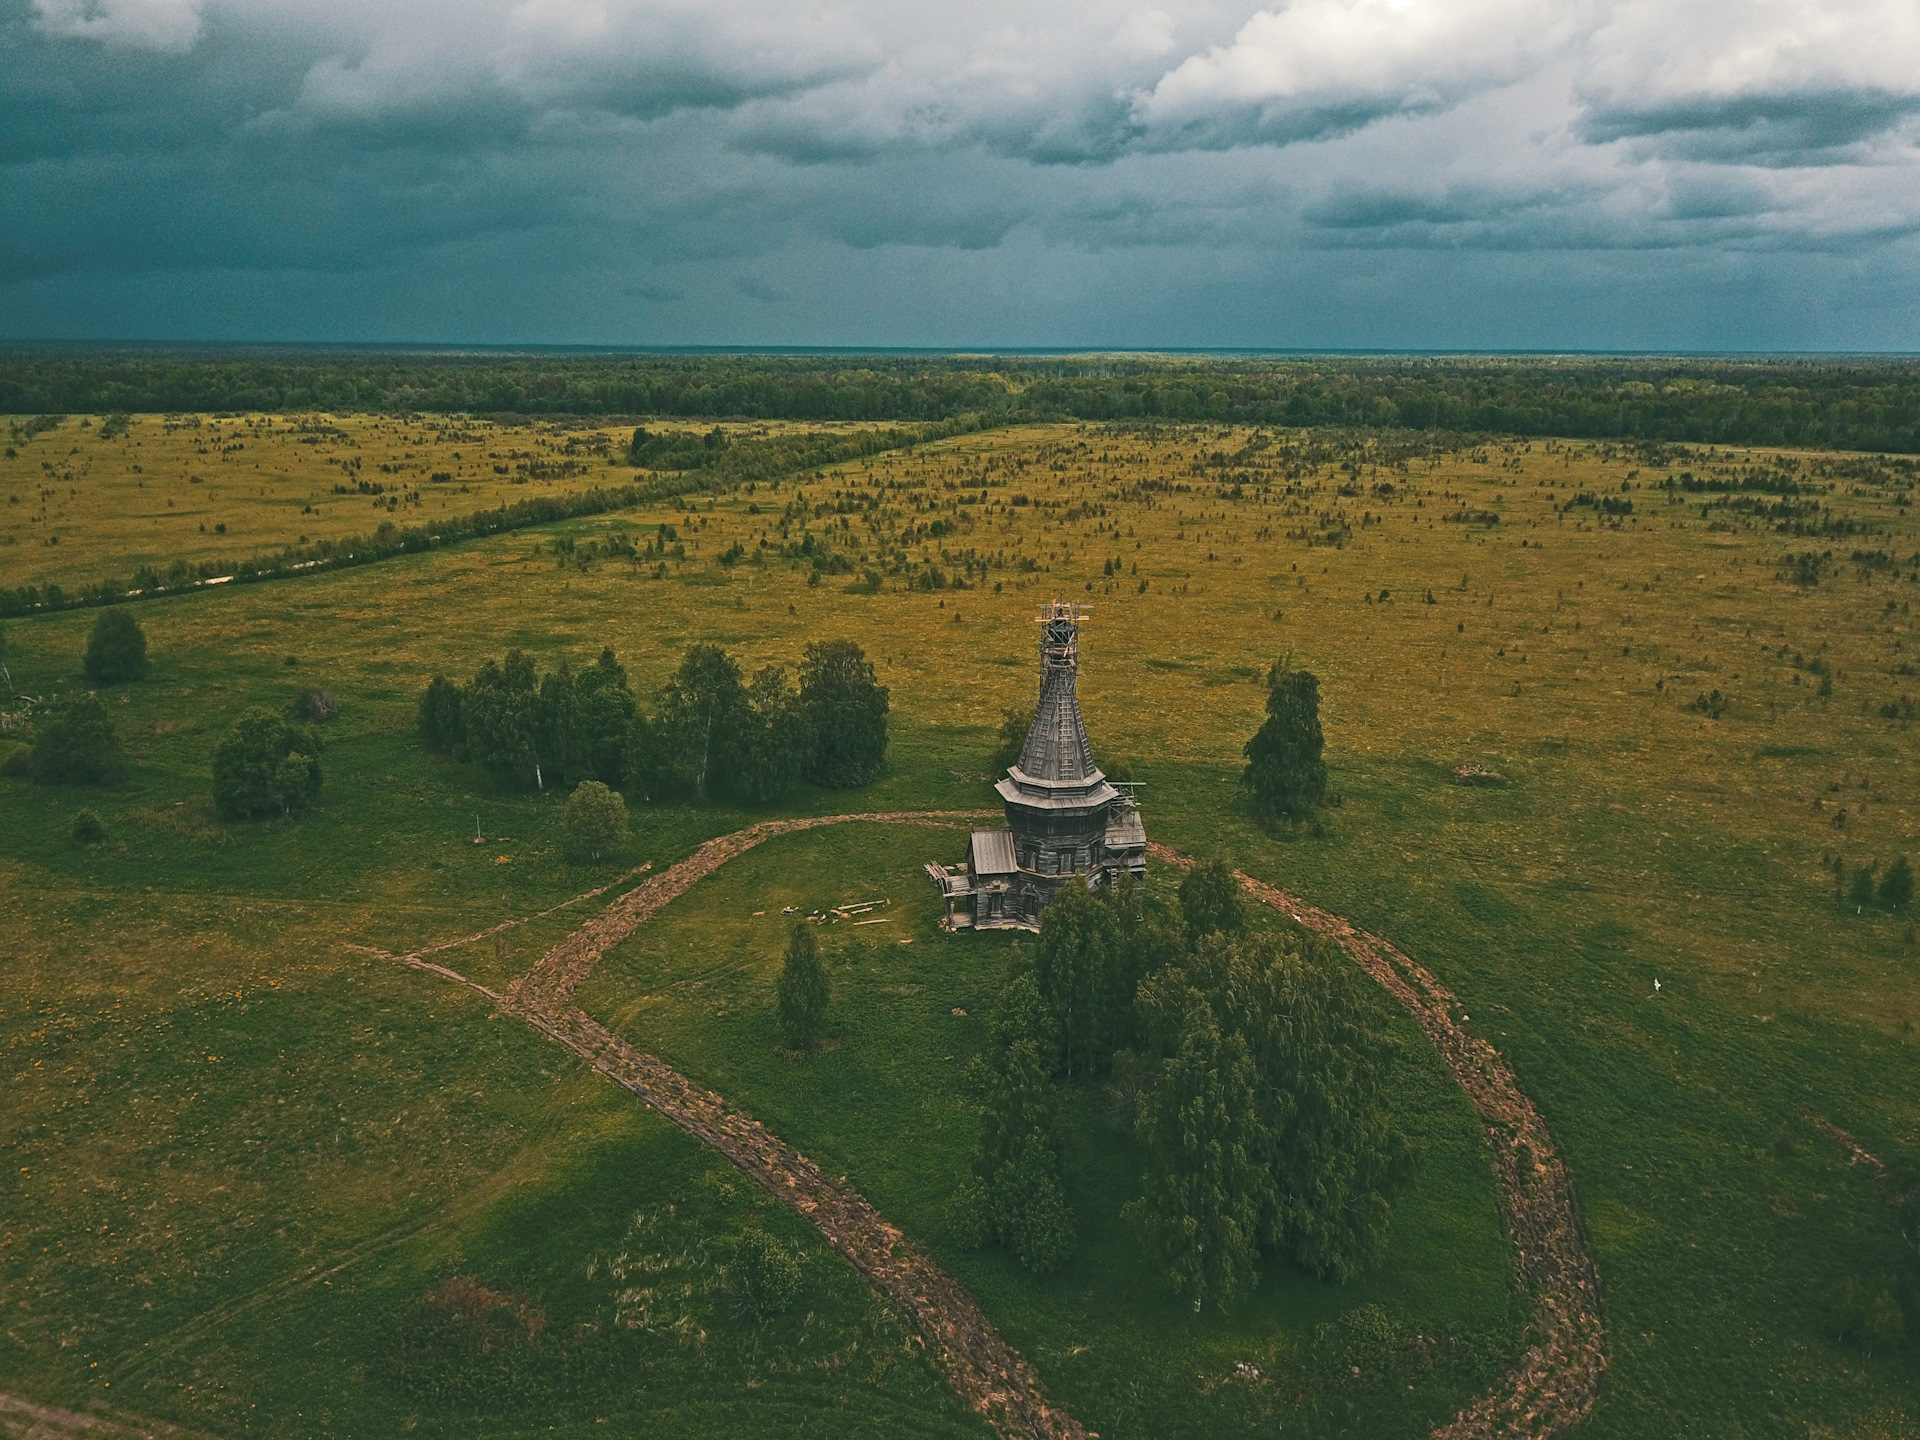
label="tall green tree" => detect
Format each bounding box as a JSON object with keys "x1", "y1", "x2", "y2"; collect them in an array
[
  {"x1": 955, "y1": 972, "x2": 1075, "y2": 1273},
  {"x1": 83, "y1": 607, "x2": 149, "y2": 684},
  {"x1": 738, "y1": 665, "x2": 814, "y2": 803},
  {"x1": 572, "y1": 648, "x2": 637, "y2": 785},
  {"x1": 1035, "y1": 877, "x2": 1123, "y2": 1077},
  {"x1": 1880, "y1": 857, "x2": 1915, "y2": 913},
  {"x1": 777, "y1": 923, "x2": 830, "y2": 1050},
  {"x1": 463, "y1": 650, "x2": 544, "y2": 788},
  {"x1": 1243, "y1": 664, "x2": 1328, "y2": 824},
  {"x1": 28, "y1": 693, "x2": 125, "y2": 785},
  {"x1": 212, "y1": 708, "x2": 323, "y2": 818},
  {"x1": 1123, "y1": 995, "x2": 1267, "y2": 1315},
  {"x1": 798, "y1": 639, "x2": 889, "y2": 787},
  {"x1": 1216, "y1": 931, "x2": 1415, "y2": 1282},
  {"x1": 655, "y1": 644, "x2": 750, "y2": 800},
  {"x1": 1179, "y1": 859, "x2": 1245, "y2": 945},
  {"x1": 417, "y1": 674, "x2": 464, "y2": 755}
]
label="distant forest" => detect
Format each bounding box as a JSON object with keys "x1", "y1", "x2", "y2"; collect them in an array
[{"x1": 3, "y1": 350, "x2": 1919, "y2": 453}]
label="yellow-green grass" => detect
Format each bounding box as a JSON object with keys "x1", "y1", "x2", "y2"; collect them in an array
[
  {"x1": 0, "y1": 413, "x2": 886, "y2": 591},
  {"x1": 1, "y1": 417, "x2": 1918, "y2": 1436}
]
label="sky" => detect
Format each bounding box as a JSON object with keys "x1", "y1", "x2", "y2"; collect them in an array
[{"x1": 4, "y1": 0, "x2": 1919, "y2": 349}]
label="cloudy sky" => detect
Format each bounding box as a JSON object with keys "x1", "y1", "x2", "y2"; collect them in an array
[{"x1": 4, "y1": 0, "x2": 1919, "y2": 347}]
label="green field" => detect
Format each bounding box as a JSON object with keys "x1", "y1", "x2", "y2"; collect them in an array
[{"x1": 3, "y1": 415, "x2": 1918, "y2": 1437}]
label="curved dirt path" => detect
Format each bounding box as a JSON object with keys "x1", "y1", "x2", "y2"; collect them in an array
[
  {"x1": 404, "y1": 810, "x2": 1083, "y2": 1440},
  {"x1": 1149, "y1": 841, "x2": 1607, "y2": 1440},
  {"x1": 507, "y1": 810, "x2": 996, "y2": 1012},
  {"x1": 369, "y1": 814, "x2": 1602, "y2": 1440}
]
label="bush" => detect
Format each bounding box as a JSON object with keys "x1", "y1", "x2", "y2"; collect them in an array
[
  {"x1": 778, "y1": 923, "x2": 830, "y2": 1050},
  {"x1": 726, "y1": 1229, "x2": 801, "y2": 1318},
  {"x1": 1179, "y1": 858, "x2": 1245, "y2": 944},
  {"x1": 563, "y1": 780, "x2": 627, "y2": 862},
  {"x1": 213, "y1": 707, "x2": 323, "y2": 818},
  {"x1": 0, "y1": 746, "x2": 28, "y2": 778},
  {"x1": 82, "y1": 608, "x2": 149, "y2": 684},
  {"x1": 71, "y1": 808, "x2": 108, "y2": 846},
  {"x1": 418, "y1": 674, "x2": 465, "y2": 754},
  {"x1": 29, "y1": 694, "x2": 125, "y2": 785},
  {"x1": 1880, "y1": 857, "x2": 1915, "y2": 913},
  {"x1": 1851, "y1": 865, "x2": 1879, "y2": 909},
  {"x1": 1243, "y1": 664, "x2": 1328, "y2": 824},
  {"x1": 287, "y1": 687, "x2": 339, "y2": 723}
]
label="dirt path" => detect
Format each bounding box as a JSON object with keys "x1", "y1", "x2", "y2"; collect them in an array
[
  {"x1": 359, "y1": 815, "x2": 1602, "y2": 1440},
  {"x1": 506, "y1": 810, "x2": 995, "y2": 1011},
  {"x1": 0, "y1": 1392, "x2": 221, "y2": 1440},
  {"x1": 1148, "y1": 841, "x2": 1607, "y2": 1440}
]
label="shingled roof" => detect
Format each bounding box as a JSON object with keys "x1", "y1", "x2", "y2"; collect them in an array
[{"x1": 1015, "y1": 659, "x2": 1098, "y2": 784}]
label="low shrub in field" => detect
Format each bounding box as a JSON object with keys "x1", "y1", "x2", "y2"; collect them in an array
[
  {"x1": 286, "y1": 687, "x2": 338, "y2": 723},
  {"x1": 82, "y1": 608, "x2": 149, "y2": 684},
  {"x1": 725, "y1": 1229, "x2": 801, "y2": 1319},
  {"x1": 563, "y1": 779, "x2": 627, "y2": 862},
  {"x1": 29, "y1": 694, "x2": 125, "y2": 785},
  {"x1": 70, "y1": 808, "x2": 108, "y2": 846},
  {"x1": 212, "y1": 707, "x2": 322, "y2": 818}
]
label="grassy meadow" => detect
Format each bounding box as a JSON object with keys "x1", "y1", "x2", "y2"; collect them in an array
[{"x1": 2, "y1": 414, "x2": 1918, "y2": 1437}]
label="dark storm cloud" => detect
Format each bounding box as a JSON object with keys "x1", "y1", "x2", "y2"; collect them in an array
[{"x1": 1, "y1": 0, "x2": 1917, "y2": 344}]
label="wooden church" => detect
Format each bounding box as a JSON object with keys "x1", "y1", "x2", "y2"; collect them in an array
[{"x1": 926, "y1": 601, "x2": 1146, "y2": 931}]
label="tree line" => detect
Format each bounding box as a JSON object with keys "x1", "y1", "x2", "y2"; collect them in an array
[
  {"x1": 952, "y1": 860, "x2": 1412, "y2": 1310},
  {"x1": 418, "y1": 638, "x2": 889, "y2": 802},
  {"x1": 4, "y1": 350, "x2": 1918, "y2": 452}
]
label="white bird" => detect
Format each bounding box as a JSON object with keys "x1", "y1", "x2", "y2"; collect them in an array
[{"x1": 1653, "y1": 978, "x2": 1662, "y2": 993}]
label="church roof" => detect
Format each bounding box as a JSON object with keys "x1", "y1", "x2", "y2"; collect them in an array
[
  {"x1": 1015, "y1": 659, "x2": 1098, "y2": 784},
  {"x1": 970, "y1": 828, "x2": 1018, "y2": 875},
  {"x1": 997, "y1": 601, "x2": 1118, "y2": 814}
]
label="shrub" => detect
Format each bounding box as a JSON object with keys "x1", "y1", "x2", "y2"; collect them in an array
[
  {"x1": 287, "y1": 687, "x2": 339, "y2": 723},
  {"x1": 71, "y1": 808, "x2": 108, "y2": 846},
  {"x1": 1179, "y1": 858, "x2": 1245, "y2": 945},
  {"x1": 418, "y1": 674, "x2": 465, "y2": 754},
  {"x1": 213, "y1": 707, "x2": 323, "y2": 818},
  {"x1": 29, "y1": 694, "x2": 125, "y2": 785},
  {"x1": 1850, "y1": 865, "x2": 1879, "y2": 910},
  {"x1": 1243, "y1": 663, "x2": 1328, "y2": 824},
  {"x1": 726, "y1": 1229, "x2": 801, "y2": 1318},
  {"x1": 777, "y1": 923, "x2": 830, "y2": 1050},
  {"x1": 564, "y1": 780, "x2": 627, "y2": 862},
  {"x1": 82, "y1": 608, "x2": 149, "y2": 684},
  {"x1": 1876, "y1": 857, "x2": 1915, "y2": 913},
  {"x1": 0, "y1": 746, "x2": 28, "y2": 778}
]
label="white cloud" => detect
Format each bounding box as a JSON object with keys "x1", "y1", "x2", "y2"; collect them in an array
[{"x1": 33, "y1": 0, "x2": 205, "y2": 51}]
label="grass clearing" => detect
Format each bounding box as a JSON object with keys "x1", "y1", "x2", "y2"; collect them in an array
[{"x1": 2, "y1": 419, "x2": 1918, "y2": 1436}]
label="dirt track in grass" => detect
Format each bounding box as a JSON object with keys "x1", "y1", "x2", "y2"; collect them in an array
[
  {"x1": 356, "y1": 816, "x2": 1601, "y2": 1440},
  {"x1": 1148, "y1": 841, "x2": 1607, "y2": 1440}
]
